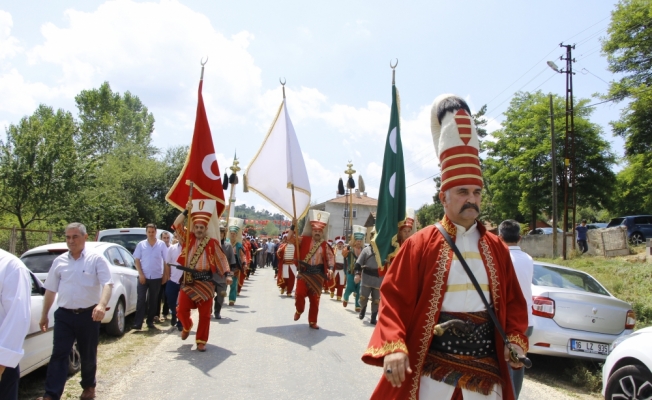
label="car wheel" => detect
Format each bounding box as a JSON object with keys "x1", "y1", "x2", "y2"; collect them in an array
[
  {"x1": 105, "y1": 298, "x2": 126, "y2": 336},
  {"x1": 68, "y1": 341, "x2": 81, "y2": 375},
  {"x1": 605, "y1": 364, "x2": 652, "y2": 400},
  {"x1": 630, "y1": 232, "x2": 645, "y2": 245}
]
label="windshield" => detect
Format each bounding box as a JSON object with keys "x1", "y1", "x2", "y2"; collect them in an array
[
  {"x1": 21, "y1": 251, "x2": 66, "y2": 273},
  {"x1": 532, "y1": 264, "x2": 609, "y2": 296},
  {"x1": 100, "y1": 234, "x2": 146, "y2": 254}
]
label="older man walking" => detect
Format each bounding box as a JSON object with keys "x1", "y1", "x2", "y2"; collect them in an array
[
  {"x1": 132, "y1": 223, "x2": 168, "y2": 330},
  {"x1": 37, "y1": 223, "x2": 113, "y2": 400}
]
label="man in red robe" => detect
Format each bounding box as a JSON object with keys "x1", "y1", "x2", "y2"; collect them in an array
[
  {"x1": 361, "y1": 94, "x2": 528, "y2": 400},
  {"x1": 293, "y1": 210, "x2": 334, "y2": 329},
  {"x1": 173, "y1": 199, "x2": 232, "y2": 352}
]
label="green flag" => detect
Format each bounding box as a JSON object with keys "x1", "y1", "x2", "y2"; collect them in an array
[{"x1": 371, "y1": 81, "x2": 406, "y2": 271}]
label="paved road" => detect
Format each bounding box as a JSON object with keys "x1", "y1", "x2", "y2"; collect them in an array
[{"x1": 105, "y1": 267, "x2": 580, "y2": 400}]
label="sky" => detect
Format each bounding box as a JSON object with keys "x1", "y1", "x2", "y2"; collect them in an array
[{"x1": 0, "y1": 0, "x2": 626, "y2": 218}]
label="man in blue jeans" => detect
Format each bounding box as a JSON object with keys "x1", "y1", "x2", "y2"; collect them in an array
[
  {"x1": 575, "y1": 220, "x2": 589, "y2": 254},
  {"x1": 132, "y1": 223, "x2": 168, "y2": 330},
  {"x1": 37, "y1": 223, "x2": 113, "y2": 400}
]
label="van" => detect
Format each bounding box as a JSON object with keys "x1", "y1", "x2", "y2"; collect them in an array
[{"x1": 96, "y1": 227, "x2": 172, "y2": 254}]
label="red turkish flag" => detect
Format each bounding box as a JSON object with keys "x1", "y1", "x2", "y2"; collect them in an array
[{"x1": 166, "y1": 79, "x2": 225, "y2": 215}]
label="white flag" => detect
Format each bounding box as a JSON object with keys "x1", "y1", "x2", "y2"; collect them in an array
[{"x1": 245, "y1": 99, "x2": 311, "y2": 219}]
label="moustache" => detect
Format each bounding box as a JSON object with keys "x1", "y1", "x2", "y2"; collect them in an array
[{"x1": 460, "y1": 203, "x2": 480, "y2": 213}]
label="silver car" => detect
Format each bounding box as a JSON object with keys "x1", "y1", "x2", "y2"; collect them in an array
[{"x1": 528, "y1": 262, "x2": 636, "y2": 360}]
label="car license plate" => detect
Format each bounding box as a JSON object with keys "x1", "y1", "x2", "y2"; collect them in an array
[{"x1": 570, "y1": 339, "x2": 609, "y2": 355}]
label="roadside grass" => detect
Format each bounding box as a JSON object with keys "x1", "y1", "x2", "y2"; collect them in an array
[
  {"x1": 529, "y1": 245, "x2": 650, "y2": 395},
  {"x1": 18, "y1": 315, "x2": 174, "y2": 400}
]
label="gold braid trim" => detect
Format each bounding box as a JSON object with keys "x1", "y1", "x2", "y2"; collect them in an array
[
  {"x1": 409, "y1": 241, "x2": 450, "y2": 400},
  {"x1": 440, "y1": 215, "x2": 457, "y2": 236},
  {"x1": 303, "y1": 239, "x2": 324, "y2": 263},
  {"x1": 363, "y1": 340, "x2": 409, "y2": 358},
  {"x1": 479, "y1": 238, "x2": 500, "y2": 311},
  {"x1": 507, "y1": 333, "x2": 529, "y2": 353}
]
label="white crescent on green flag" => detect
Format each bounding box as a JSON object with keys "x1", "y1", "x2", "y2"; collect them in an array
[
  {"x1": 371, "y1": 82, "x2": 406, "y2": 270},
  {"x1": 244, "y1": 98, "x2": 311, "y2": 220}
]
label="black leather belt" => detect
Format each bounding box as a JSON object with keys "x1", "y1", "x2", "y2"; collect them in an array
[
  {"x1": 362, "y1": 268, "x2": 379, "y2": 277},
  {"x1": 61, "y1": 305, "x2": 96, "y2": 314},
  {"x1": 334, "y1": 263, "x2": 344, "y2": 270}
]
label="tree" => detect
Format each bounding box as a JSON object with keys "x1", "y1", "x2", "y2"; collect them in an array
[
  {"x1": 602, "y1": 0, "x2": 652, "y2": 156},
  {"x1": 0, "y1": 105, "x2": 79, "y2": 251},
  {"x1": 613, "y1": 153, "x2": 652, "y2": 215},
  {"x1": 483, "y1": 91, "x2": 616, "y2": 228},
  {"x1": 75, "y1": 82, "x2": 156, "y2": 157}
]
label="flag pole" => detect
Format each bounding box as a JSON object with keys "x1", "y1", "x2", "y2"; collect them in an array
[
  {"x1": 226, "y1": 155, "x2": 241, "y2": 227},
  {"x1": 282, "y1": 78, "x2": 301, "y2": 261},
  {"x1": 344, "y1": 161, "x2": 356, "y2": 241}
]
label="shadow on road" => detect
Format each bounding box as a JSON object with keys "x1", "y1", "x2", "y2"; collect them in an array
[
  {"x1": 256, "y1": 324, "x2": 345, "y2": 350},
  {"x1": 169, "y1": 343, "x2": 235, "y2": 376}
]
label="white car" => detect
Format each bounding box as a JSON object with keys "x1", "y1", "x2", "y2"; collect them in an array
[
  {"x1": 528, "y1": 262, "x2": 635, "y2": 360},
  {"x1": 20, "y1": 242, "x2": 139, "y2": 336},
  {"x1": 19, "y1": 270, "x2": 81, "y2": 377},
  {"x1": 602, "y1": 326, "x2": 652, "y2": 399},
  {"x1": 96, "y1": 227, "x2": 172, "y2": 254}
]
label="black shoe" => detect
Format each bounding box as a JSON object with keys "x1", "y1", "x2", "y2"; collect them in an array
[
  {"x1": 370, "y1": 312, "x2": 378, "y2": 325},
  {"x1": 170, "y1": 316, "x2": 177, "y2": 326},
  {"x1": 176, "y1": 325, "x2": 183, "y2": 331},
  {"x1": 359, "y1": 307, "x2": 366, "y2": 320},
  {"x1": 214, "y1": 313, "x2": 221, "y2": 320},
  {"x1": 131, "y1": 325, "x2": 142, "y2": 330}
]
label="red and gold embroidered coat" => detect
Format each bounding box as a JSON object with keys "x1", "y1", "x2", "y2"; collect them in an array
[{"x1": 361, "y1": 216, "x2": 529, "y2": 400}]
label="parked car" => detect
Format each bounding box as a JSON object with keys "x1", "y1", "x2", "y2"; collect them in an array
[
  {"x1": 19, "y1": 270, "x2": 81, "y2": 377},
  {"x1": 528, "y1": 262, "x2": 636, "y2": 360},
  {"x1": 97, "y1": 227, "x2": 172, "y2": 254},
  {"x1": 20, "y1": 242, "x2": 139, "y2": 336},
  {"x1": 602, "y1": 326, "x2": 652, "y2": 399},
  {"x1": 606, "y1": 215, "x2": 652, "y2": 245},
  {"x1": 528, "y1": 227, "x2": 564, "y2": 235}
]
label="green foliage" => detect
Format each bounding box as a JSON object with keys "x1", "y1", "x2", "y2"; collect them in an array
[
  {"x1": 613, "y1": 152, "x2": 652, "y2": 215},
  {"x1": 416, "y1": 202, "x2": 444, "y2": 228},
  {"x1": 483, "y1": 91, "x2": 616, "y2": 227},
  {"x1": 233, "y1": 204, "x2": 287, "y2": 237},
  {"x1": 0, "y1": 105, "x2": 79, "y2": 229},
  {"x1": 75, "y1": 82, "x2": 156, "y2": 157}
]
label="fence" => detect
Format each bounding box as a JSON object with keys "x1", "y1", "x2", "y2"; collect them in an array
[{"x1": 0, "y1": 227, "x2": 95, "y2": 256}]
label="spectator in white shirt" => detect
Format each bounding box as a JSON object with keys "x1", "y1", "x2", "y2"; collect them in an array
[
  {"x1": 37, "y1": 222, "x2": 113, "y2": 400},
  {"x1": 165, "y1": 231, "x2": 183, "y2": 330},
  {"x1": 499, "y1": 219, "x2": 534, "y2": 400},
  {"x1": 132, "y1": 223, "x2": 168, "y2": 330},
  {"x1": 0, "y1": 249, "x2": 31, "y2": 400}
]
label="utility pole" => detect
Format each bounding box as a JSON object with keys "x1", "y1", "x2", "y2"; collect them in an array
[
  {"x1": 550, "y1": 94, "x2": 558, "y2": 259},
  {"x1": 547, "y1": 43, "x2": 575, "y2": 259},
  {"x1": 562, "y1": 43, "x2": 577, "y2": 253}
]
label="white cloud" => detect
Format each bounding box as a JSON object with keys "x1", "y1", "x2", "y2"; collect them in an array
[
  {"x1": 0, "y1": 11, "x2": 21, "y2": 60},
  {"x1": 0, "y1": 69, "x2": 56, "y2": 115}
]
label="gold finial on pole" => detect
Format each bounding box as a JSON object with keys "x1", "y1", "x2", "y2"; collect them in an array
[
  {"x1": 344, "y1": 161, "x2": 356, "y2": 177},
  {"x1": 390, "y1": 58, "x2": 398, "y2": 85},
  {"x1": 200, "y1": 57, "x2": 208, "y2": 80},
  {"x1": 280, "y1": 77, "x2": 286, "y2": 99},
  {"x1": 230, "y1": 155, "x2": 241, "y2": 174}
]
